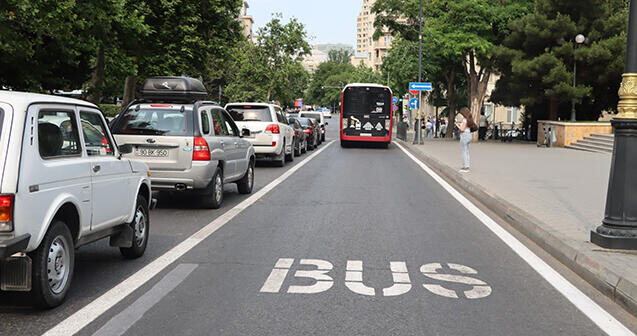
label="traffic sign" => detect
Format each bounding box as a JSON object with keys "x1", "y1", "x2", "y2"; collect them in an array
[
  {"x1": 392, "y1": 104, "x2": 398, "y2": 112},
  {"x1": 409, "y1": 82, "x2": 433, "y2": 91},
  {"x1": 409, "y1": 98, "x2": 419, "y2": 109},
  {"x1": 409, "y1": 90, "x2": 418, "y2": 95},
  {"x1": 392, "y1": 96, "x2": 398, "y2": 104}
]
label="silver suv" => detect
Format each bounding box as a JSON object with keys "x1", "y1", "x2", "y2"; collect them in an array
[{"x1": 112, "y1": 77, "x2": 255, "y2": 209}]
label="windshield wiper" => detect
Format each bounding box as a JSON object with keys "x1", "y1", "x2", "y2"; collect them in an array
[{"x1": 124, "y1": 127, "x2": 169, "y2": 135}]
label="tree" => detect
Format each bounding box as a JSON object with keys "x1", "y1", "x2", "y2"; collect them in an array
[
  {"x1": 226, "y1": 14, "x2": 311, "y2": 107},
  {"x1": 492, "y1": 0, "x2": 629, "y2": 123},
  {"x1": 327, "y1": 49, "x2": 352, "y2": 64}
]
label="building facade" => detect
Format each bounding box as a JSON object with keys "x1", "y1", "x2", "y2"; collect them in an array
[
  {"x1": 240, "y1": 1, "x2": 254, "y2": 40},
  {"x1": 352, "y1": 0, "x2": 394, "y2": 72},
  {"x1": 301, "y1": 47, "x2": 329, "y2": 74}
]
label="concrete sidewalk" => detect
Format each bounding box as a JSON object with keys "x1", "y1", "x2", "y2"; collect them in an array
[{"x1": 398, "y1": 136, "x2": 637, "y2": 316}]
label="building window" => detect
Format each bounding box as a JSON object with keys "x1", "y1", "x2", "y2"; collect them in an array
[
  {"x1": 482, "y1": 104, "x2": 494, "y2": 119},
  {"x1": 506, "y1": 106, "x2": 518, "y2": 123}
]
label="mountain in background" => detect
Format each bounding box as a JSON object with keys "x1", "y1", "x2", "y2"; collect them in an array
[{"x1": 315, "y1": 43, "x2": 353, "y2": 53}]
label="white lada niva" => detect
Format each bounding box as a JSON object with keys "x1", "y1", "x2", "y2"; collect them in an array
[{"x1": 0, "y1": 91, "x2": 152, "y2": 308}]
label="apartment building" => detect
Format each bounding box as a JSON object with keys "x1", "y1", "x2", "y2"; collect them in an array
[
  {"x1": 352, "y1": 0, "x2": 393, "y2": 72},
  {"x1": 301, "y1": 47, "x2": 329, "y2": 74}
]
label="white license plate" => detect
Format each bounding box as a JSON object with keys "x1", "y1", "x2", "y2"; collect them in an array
[{"x1": 136, "y1": 148, "x2": 168, "y2": 157}]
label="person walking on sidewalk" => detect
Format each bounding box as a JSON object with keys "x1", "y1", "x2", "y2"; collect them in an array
[
  {"x1": 457, "y1": 107, "x2": 475, "y2": 172},
  {"x1": 479, "y1": 111, "x2": 489, "y2": 141}
]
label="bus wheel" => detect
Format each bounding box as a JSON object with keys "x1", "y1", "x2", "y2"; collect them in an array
[{"x1": 381, "y1": 142, "x2": 390, "y2": 149}]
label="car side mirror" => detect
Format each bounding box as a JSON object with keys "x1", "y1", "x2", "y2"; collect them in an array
[
  {"x1": 119, "y1": 144, "x2": 133, "y2": 155},
  {"x1": 241, "y1": 128, "x2": 251, "y2": 138}
]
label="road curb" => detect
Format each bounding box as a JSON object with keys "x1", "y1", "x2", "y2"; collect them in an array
[{"x1": 397, "y1": 139, "x2": 637, "y2": 317}]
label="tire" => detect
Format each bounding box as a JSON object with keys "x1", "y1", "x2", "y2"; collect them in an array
[
  {"x1": 381, "y1": 142, "x2": 390, "y2": 149},
  {"x1": 286, "y1": 139, "x2": 294, "y2": 162},
  {"x1": 294, "y1": 139, "x2": 302, "y2": 156},
  {"x1": 302, "y1": 139, "x2": 307, "y2": 153},
  {"x1": 201, "y1": 167, "x2": 223, "y2": 209},
  {"x1": 30, "y1": 220, "x2": 75, "y2": 308},
  {"x1": 274, "y1": 141, "x2": 286, "y2": 167},
  {"x1": 308, "y1": 139, "x2": 315, "y2": 151},
  {"x1": 120, "y1": 194, "x2": 150, "y2": 259},
  {"x1": 340, "y1": 140, "x2": 350, "y2": 148},
  {"x1": 236, "y1": 160, "x2": 254, "y2": 194},
  {"x1": 322, "y1": 134, "x2": 326, "y2": 142}
]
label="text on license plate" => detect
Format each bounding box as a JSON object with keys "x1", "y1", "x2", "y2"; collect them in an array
[{"x1": 136, "y1": 148, "x2": 168, "y2": 157}]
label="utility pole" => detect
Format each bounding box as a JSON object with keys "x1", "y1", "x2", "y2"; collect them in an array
[
  {"x1": 591, "y1": 0, "x2": 637, "y2": 249},
  {"x1": 418, "y1": 0, "x2": 424, "y2": 144}
]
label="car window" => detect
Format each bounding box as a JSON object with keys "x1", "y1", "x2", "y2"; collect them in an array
[
  {"x1": 301, "y1": 113, "x2": 322, "y2": 122},
  {"x1": 222, "y1": 111, "x2": 240, "y2": 137},
  {"x1": 226, "y1": 105, "x2": 272, "y2": 122},
  {"x1": 200, "y1": 110, "x2": 211, "y2": 135},
  {"x1": 80, "y1": 111, "x2": 114, "y2": 156},
  {"x1": 38, "y1": 110, "x2": 82, "y2": 159},
  {"x1": 276, "y1": 111, "x2": 286, "y2": 123},
  {"x1": 112, "y1": 106, "x2": 194, "y2": 136},
  {"x1": 210, "y1": 109, "x2": 229, "y2": 136}
]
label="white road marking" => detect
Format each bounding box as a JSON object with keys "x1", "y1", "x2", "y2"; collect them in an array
[
  {"x1": 345, "y1": 260, "x2": 375, "y2": 296},
  {"x1": 92, "y1": 264, "x2": 198, "y2": 336},
  {"x1": 287, "y1": 259, "x2": 334, "y2": 294},
  {"x1": 260, "y1": 258, "x2": 294, "y2": 293},
  {"x1": 383, "y1": 261, "x2": 412, "y2": 297},
  {"x1": 44, "y1": 141, "x2": 335, "y2": 336},
  {"x1": 395, "y1": 142, "x2": 634, "y2": 336}
]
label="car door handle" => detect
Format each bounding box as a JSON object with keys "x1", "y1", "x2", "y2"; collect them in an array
[
  {"x1": 93, "y1": 165, "x2": 101, "y2": 173},
  {"x1": 219, "y1": 140, "x2": 225, "y2": 148}
]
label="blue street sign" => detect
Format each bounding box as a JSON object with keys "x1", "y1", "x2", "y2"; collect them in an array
[
  {"x1": 392, "y1": 104, "x2": 398, "y2": 112},
  {"x1": 409, "y1": 98, "x2": 419, "y2": 109},
  {"x1": 409, "y1": 82, "x2": 433, "y2": 91},
  {"x1": 392, "y1": 96, "x2": 398, "y2": 104}
]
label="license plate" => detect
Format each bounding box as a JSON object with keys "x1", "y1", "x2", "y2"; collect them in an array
[{"x1": 136, "y1": 148, "x2": 168, "y2": 157}]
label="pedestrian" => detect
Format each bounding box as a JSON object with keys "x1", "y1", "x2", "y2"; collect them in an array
[
  {"x1": 425, "y1": 118, "x2": 433, "y2": 138},
  {"x1": 440, "y1": 119, "x2": 447, "y2": 138},
  {"x1": 456, "y1": 107, "x2": 476, "y2": 172},
  {"x1": 479, "y1": 110, "x2": 488, "y2": 141}
]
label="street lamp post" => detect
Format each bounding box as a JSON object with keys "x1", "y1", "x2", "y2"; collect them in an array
[
  {"x1": 418, "y1": 0, "x2": 424, "y2": 144},
  {"x1": 570, "y1": 34, "x2": 586, "y2": 122},
  {"x1": 591, "y1": 1, "x2": 637, "y2": 249}
]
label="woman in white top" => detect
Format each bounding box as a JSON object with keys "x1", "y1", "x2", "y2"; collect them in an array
[{"x1": 456, "y1": 107, "x2": 475, "y2": 172}]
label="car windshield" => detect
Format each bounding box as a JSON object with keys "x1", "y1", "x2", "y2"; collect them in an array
[
  {"x1": 112, "y1": 107, "x2": 194, "y2": 136},
  {"x1": 301, "y1": 113, "x2": 322, "y2": 121},
  {"x1": 298, "y1": 118, "x2": 312, "y2": 127},
  {"x1": 227, "y1": 106, "x2": 272, "y2": 122}
]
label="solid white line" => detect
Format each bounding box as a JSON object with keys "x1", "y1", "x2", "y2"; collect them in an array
[
  {"x1": 92, "y1": 264, "x2": 198, "y2": 336},
  {"x1": 394, "y1": 142, "x2": 634, "y2": 336},
  {"x1": 43, "y1": 141, "x2": 334, "y2": 336}
]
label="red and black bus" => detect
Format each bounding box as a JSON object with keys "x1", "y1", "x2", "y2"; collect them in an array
[{"x1": 340, "y1": 83, "x2": 393, "y2": 148}]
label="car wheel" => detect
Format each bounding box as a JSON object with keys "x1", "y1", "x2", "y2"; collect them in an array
[
  {"x1": 275, "y1": 141, "x2": 286, "y2": 167},
  {"x1": 322, "y1": 134, "x2": 326, "y2": 142},
  {"x1": 308, "y1": 139, "x2": 315, "y2": 150},
  {"x1": 302, "y1": 139, "x2": 308, "y2": 153},
  {"x1": 120, "y1": 194, "x2": 150, "y2": 259},
  {"x1": 236, "y1": 160, "x2": 254, "y2": 194},
  {"x1": 30, "y1": 220, "x2": 75, "y2": 308},
  {"x1": 286, "y1": 139, "x2": 294, "y2": 162},
  {"x1": 201, "y1": 167, "x2": 223, "y2": 209}
]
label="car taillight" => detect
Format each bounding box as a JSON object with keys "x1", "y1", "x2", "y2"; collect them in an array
[
  {"x1": 193, "y1": 137, "x2": 211, "y2": 161},
  {"x1": 0, "y1": 194, "x2": 14, "y2": 232},
  {"x1": 265, "y1": 124, "x2": 280, "y2": 134},
  {"x1": 303, "y1": 129, "x2": 311, "y2": 134},
  {"x1": 101, "y1": 136, "x2": 111, "y2": 153},
  {"x1": 294, "y1": 131, "x2": 297, "y2": 136}
]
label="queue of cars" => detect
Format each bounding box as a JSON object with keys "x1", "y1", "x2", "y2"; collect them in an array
[{"x1": 0, "y1": 76, "x2": 327, "y2": 308}]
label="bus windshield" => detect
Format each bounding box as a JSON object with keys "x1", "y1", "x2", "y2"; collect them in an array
[{"x1": 342, "y1": 86, "x2": 391, "y2": 138}]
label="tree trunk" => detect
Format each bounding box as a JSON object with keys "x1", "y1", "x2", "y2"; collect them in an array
[
  {"x1": 122, "y1": 76, "x2": 137, "y2": 112},
  {"x1": 549, "y1": 97, "x2": 559, "y2": 120},
  {"x1": 88, "y1": 43, "x2": 105, "y2": 105},
  {"x1": 465, "y1": 51, "x2": 491, "y2": 142}
]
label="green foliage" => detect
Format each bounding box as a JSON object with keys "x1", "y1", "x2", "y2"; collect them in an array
[
  {"x1": 328, "y1": 49, "x2": 352, "y2": 64},
  {"x1": 226, "y1": 14, "x2": 311, "y2": 107},
  {"x1": 99, "y1": 104, "x2": 121, "y2": 117},
  {"x1": 492, "y1": 0, "x2": 628, "y2": 120}
]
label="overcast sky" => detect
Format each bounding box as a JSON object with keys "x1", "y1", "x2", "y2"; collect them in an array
[{"x1": 248, "y1": 0, "x2": 361, "y2": 47}]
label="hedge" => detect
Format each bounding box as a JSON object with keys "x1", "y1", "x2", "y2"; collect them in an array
[{"x1": 99, "y1": 104, "x2": 121, "y2": 117}]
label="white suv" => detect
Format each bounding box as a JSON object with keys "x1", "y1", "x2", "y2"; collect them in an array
[
  {"x1": 225, "y1": 103, "x2": 294, "y2": 166},
  {"x1": 0, "y1": 92, "x2": 152, "y2": 308}
]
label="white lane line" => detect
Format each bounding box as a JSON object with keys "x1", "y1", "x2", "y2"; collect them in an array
[
  {"x1": 92, "y1": 264, "x2": 198, "y2": 336},
  {"x1": 395, "y1": 142, "x2": 634, "y2": 336},
  {"x1": 44, "y1": 141, "x2": 335, "y2": 336}
]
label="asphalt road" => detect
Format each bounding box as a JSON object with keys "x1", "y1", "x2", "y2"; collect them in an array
[{"x1": 2, "y1": 118, "x2": 636, "y2": 335}]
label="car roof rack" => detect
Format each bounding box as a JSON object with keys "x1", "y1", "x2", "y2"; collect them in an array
[{"x1": 140, "y1": 76, "x2": 208, "y2": 103}]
